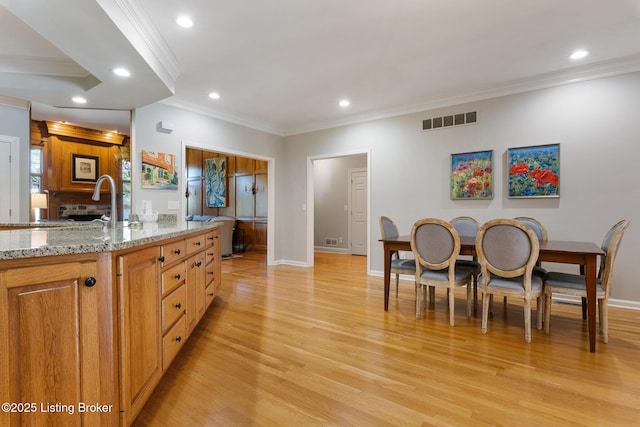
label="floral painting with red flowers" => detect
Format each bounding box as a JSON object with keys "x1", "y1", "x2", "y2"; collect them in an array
[
  {"x1": 508, "y1": 143, "x2": 560, "y2": 198},
  {"x1": 451, "y1": 150, "x2": 493, "y2": 199}
]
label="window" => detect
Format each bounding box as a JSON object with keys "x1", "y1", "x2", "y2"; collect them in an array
[{"x1": 30, "y1": 148, "x2": 43, "y2": 193}]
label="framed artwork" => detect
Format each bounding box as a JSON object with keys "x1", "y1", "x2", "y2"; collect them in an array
[
  {"x1": 72, "y1": 154, "x2": 99, "y2": 182},
  {"x1": 141, "y1": 150, "x2": 178, "y2": 190},
  {"x1": 451, "y1": 150, "x2": 493, "y2": 199},
  {"x1": 508, "y1": 143, "x2": 560, "y2": 198},
  {"x1": 205, "y1": 157, "x2": 227, "y2": 207}
]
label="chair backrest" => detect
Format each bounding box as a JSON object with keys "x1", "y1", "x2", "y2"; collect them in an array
[
  {"x1": 476, "y1": 219, "x2": 539, "y2": 285},
  {"x1": 380, "y1": 216, "x2": 399, "y2": 240},
  {"x1": 599, "y1": 219, "x2": 630, "y2": 293},
  {"x1": 450, "y1": 216, "x2": 480, "y2": 238},
  {"x1": 410, "y1": 218, "x2": 460, "y2": 271},
  {"x1": 514, "y1": 216, "x2": 548, "y2": 242}
]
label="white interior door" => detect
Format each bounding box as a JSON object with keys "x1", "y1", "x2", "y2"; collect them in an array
[
  {"x1": 0, "y1": 138, "x2": 14, "y2": 223},
  {"x1": 349, "y1": 168, "x2": 367, "y2": 255}
]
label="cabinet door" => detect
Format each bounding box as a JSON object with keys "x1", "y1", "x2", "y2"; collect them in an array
[
  {"x1": 0, "y1": 254, "x2": 116, "y2": 426},
  {"x1": 117, "y1": 246, "x2": 161, "y2": 425},
  {"x1": 186, "y1": 251, "x2": 206, "y2": 335}
]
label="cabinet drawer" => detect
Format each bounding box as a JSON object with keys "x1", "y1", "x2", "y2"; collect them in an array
[
  {"x1": 205, "y1": 248, "x2": 216, "y2": 266},
  {"x1": 161, "y1": 261, "x2": 186, "y2": 295},
  {"x1": 163, "y1": 315, "x2": 186, "y2": 371},
  {"x1": 186, "y1": 234, "x2": 206, "y2": 255},
  {"x1": 205, "y1": 258, "x2": 215, "y2": 286},
  {"x1": 205, "y1": 231, "x2": 216, "y2": 247},
  {"x1": 162, "y1": 285, "x2": 186, "y2": 333},
  {"x1": 161, "y1": 240, "x2": 186, "y2": 267},
  {"x1": 205, "y1": 282, "x2": 216, "y2": 308}
]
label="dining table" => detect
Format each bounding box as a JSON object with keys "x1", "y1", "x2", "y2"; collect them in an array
[{"x1": 380, "y1": 234, "x2": 604, "y2": 352}]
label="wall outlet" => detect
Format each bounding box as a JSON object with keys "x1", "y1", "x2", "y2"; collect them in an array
[{"x1": 168, "y1": 201, "x2": 179, "y2": 210}]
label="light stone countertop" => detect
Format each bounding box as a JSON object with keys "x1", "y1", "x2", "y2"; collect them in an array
[{"x1": 0, "y1": 221, "x2": 220, "y2": 260}]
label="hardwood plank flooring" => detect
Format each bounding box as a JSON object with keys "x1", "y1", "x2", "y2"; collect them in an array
[{"x1": 133, "y1": 252, "x2": 640, "y2": 426}]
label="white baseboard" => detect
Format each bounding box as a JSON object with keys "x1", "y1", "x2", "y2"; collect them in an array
[{"x1": 314, "y1": 246, "x2": 349, "y2": 254}]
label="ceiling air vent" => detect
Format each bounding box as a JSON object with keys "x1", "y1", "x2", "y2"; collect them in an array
[{"x1": 422, "y1": 111, "x2": 477, "y2": 131}]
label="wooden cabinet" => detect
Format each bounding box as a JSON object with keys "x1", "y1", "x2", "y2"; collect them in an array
[
  {"x1": 0, "y1": 253, "x2": 117, "y2": 426},
  {"x1": 0, "y1": 226, "x2": 221, "y2": 427},
  {"x1": 117, "y1": 245, "x2": 161, "y2": 426}
]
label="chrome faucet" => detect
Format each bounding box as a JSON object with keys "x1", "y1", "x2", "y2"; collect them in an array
[{"x1": 92, "y1": 174, "x2": 117, "y2": 229}]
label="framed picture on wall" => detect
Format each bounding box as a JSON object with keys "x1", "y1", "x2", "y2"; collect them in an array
[
  {"x1": 205, "y1": 157, "x2": 227, "y2": 207},
  {"x1": 450, "y1": 150, "x2": 493, "y2": 199},
  {"x1": 508, "y1": 143, "x2": 560, "y2": 198},
  {"x1": 71, "y1": 154, "x2": 99, "y2": 182},
  {"x1": 141, "y1": 150, "x2": 178, "y2": 190}
]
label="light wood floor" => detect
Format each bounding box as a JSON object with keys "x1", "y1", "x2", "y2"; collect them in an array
[{"x1": 133, "y1": 252, "x2": 640, "y2": 426}]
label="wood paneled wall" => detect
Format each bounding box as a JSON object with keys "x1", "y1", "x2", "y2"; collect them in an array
[
  {"x1": 185, "y1": 147, "x2": 267, "y2": 252},
  {"x1": 32, "y1": 121, "x2": 128, "y2": 220}
]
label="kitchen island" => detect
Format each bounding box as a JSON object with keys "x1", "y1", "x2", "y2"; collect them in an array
[{"x1": 0, "y1": 220, "x2": 223, "y2": 426}]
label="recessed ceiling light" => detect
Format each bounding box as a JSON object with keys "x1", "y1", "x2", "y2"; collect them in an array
[
  {"x1": 72, "y1": 96, "x2": 87, "y2": 104},
  {"x1": 339, "y1": 99, "x2": 350, "y2": 108},
  {"x1": 208, "y1": 92, "x2": 220, "y2": 100},
  {"x1": 113, "y1": 67, "x2": 131, "y2": 77},
  {"x1": 176, "y1": 15, "x2": 194, "y2": 28},
  {"x1": 570, "y1": 49, "x2": 590, "y2": 60}
]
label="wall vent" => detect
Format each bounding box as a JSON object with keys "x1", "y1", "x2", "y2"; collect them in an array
[
  {"x1": 324, "y1": 238, "x2": 338, "y2": 246},
  {"x1": 422, "y1": 111, "x2": 477, "y2": 131}
]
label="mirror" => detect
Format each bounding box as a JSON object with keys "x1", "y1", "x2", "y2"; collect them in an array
[{"x1": 30, "y1": 103, "x2": 132, "y2": 221}]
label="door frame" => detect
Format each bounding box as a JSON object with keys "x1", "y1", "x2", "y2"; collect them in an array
[{"x1": 306, "y1": 149, "x2": 371, "y2": 271}]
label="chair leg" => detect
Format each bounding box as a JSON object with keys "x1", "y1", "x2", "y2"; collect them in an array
[
  {"x1": 448, "y1": 287, "x2": 455, "y2": 327},
  {"x1": 481, "y1": 292, "x2": 490, "y2": 334},
  {"x1": 524, "y1": 299, "x2": 532, "y2": 343},
  {"x1": 415, "y1": 283, "x2": 422, "y2": 318},
  {"x1": 581, "y1": 297, "x2": 587, "y2": 320},
  {"x1": 544, "y1": 291, "x2": 552, "y2": 334},
  {"x1": 395, "y1": 274, "x2": 399, "y2": 298},
  {"x1": 536, "y1": 296, "x2": 543, "y2": 330},
  {"x1": 466, "y1": 281, "x2": 472, "y2": 317},
  {"x1": 601, "y1": 299, "x2": 609, "y2": 343}
]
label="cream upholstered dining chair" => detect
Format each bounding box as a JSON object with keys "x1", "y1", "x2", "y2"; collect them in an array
[
  {"x1": 410, "y1": 218, "x2": 472, "y2": 326},
  {"x1": 476, "y1": 219, "x2": 543, "y2": 343},
  {"x1": 450, "y1": 216, "x2": 481, "y2": 305},
  {"x1": 514, "y1": 216, "x2": 548, "y2": 279},
  {"x1": 379, "y1": 216, "x2": 415, "y2": 297},
  {"x1": 544, "y1": 219, "x2": 630, "y2": 343}
]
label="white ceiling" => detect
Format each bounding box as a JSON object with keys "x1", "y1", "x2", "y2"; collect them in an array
[{"x1": 2, "y1": 0, "x2": 640, "y2": 136}]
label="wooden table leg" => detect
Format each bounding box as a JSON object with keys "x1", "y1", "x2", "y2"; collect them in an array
[
  {"x1": 584, "y1": 254, "x2": 597, "y2": 353},
  {"x1": 384, "y1": 244, "x2": 391, "y2": 311}
]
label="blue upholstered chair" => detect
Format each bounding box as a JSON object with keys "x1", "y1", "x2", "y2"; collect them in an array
[
  {"x1": 450, "y1": 216, "x2": 481, "y2": 306},
  {"x1": 410, "y1": 218, "x2": 472, "y2": 326},
  {"x1": 476, "y1": 219, "x2": 543, "y2": 343},
  {"x1": 379, "y1": 216, "x2": 415, "y2": 297},
  {"x1": 544, "y1": 219, "x2": 630, "y2": 343}
]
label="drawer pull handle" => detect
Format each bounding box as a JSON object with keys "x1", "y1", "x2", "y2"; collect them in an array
[
  {"x1": 159, "y1": 256, "x2": 165, "y2": 262},
  {"x1": 174, "y1": 249, "x2": 181, "y2": 255},
  {"x1": 196, "y1": 261, "x2": 203, "y2": 267},
  {"x1": 208, "y1": 272, "x2": 214, "y2": 275},
  {"x1": 208, "y1": 252, "x2": 214, "y2": 256},
  {"x1": 208, "y1": 293, "x2": 214, "y2": 296},
  {"x1": 195, "y1": 241, "x2": 201, "y2": 246},
  {"x1": 84, "y1": 277, "x2": 97, "y2": 287},
  {"x1": 175, "y1": 274, "x2": 181, "y2": 280},
  {"x1": 175, "y1": 303, "x2": 181, "y2": 309},
  {"x1": 207, "y1": 236, "x2": 214, "y2": 240},
  {"x1": 176, "y1": 336, "x2": 182, "y2": 343}
]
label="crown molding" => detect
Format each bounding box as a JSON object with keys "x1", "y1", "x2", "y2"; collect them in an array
[
  {"x1": 0, "y1": 95, "x2": 30, "y2": 110},
  {"x1": 160, "y1": 97, "x2": 286, "y2": 137}
]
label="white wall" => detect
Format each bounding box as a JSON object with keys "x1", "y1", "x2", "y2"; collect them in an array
[
  {"x1": 0, "y1": 103, "x2": 30, "y2": 222},
  {"x1": 131, "y1": 102, "x2": 286, "y2": 261},
  {"x1": 282, "y1": 72, "x2": 640, "y2": 303}
]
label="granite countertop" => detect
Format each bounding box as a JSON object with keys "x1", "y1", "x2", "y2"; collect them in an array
[{"x1": 0, "y1": 220, "x2": 220, "y2": 260}]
